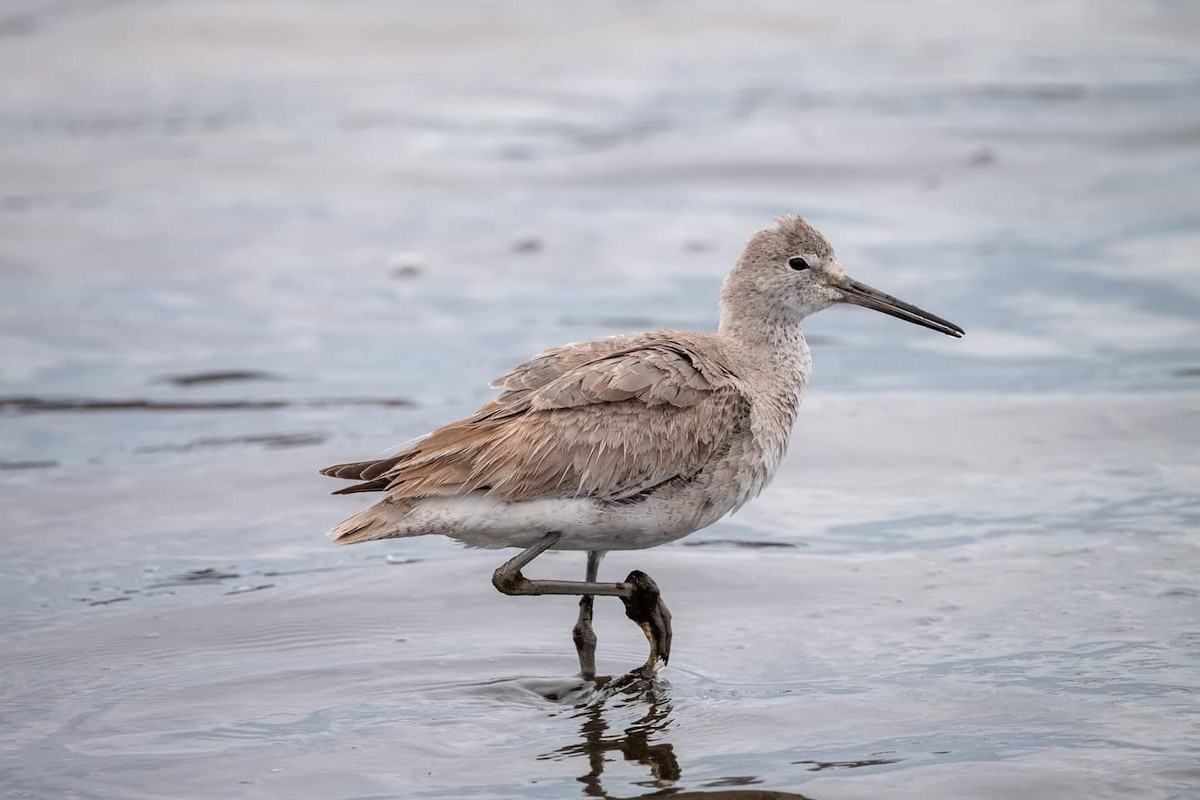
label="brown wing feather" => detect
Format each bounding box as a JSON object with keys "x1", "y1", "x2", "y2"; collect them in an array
[
  {"x1": 425, "y1": 392, "x2": 747, "y2": 501},
  {"x1": 331, "y1": 478, "x2": 391, "y2": 495},
  {"x1": 320, "y1": 332, "x2": 746, "y2": 500},
  {"x1": 322, "y1": 334, "x2": 650, "y2": 485},
  {"x1": 320, "y1": 454, "x2": 407, "y2": 481},
  {"x1": 481, "y1": 332, "x2": 655, "y2": 410}
]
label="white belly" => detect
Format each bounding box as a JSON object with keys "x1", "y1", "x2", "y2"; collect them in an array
[{"x1": 401, "y1": 494, "x2": 712, "y2": 551}]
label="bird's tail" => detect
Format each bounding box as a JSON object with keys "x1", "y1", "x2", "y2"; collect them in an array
[{"x1": 326, "y1": 498, "x2": 418, "y2": 545}]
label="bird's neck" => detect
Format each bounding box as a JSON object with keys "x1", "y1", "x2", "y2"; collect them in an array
[
  {"x1": 717, "y1": 297, "x2": 812, "y2": 394},
  {"x1": 716, "y1": 292, "x2": 811, "y2": 498}
]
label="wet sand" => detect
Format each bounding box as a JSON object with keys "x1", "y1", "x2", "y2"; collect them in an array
[{"x1": 2, "y1": 1, "x2": 1200, "y2": 798}]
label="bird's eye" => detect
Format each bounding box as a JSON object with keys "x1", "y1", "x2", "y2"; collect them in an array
[{"x1": 788, "y1": 256, "x2": 811, "y2": 271}]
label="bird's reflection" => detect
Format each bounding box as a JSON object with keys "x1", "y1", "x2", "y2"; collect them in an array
[
  {"x1": 540, "y1": 674, "x2": 815, "y2": 800},
  {"x1": 545, "y1": 673, "x2": 680, "y2": 797}
]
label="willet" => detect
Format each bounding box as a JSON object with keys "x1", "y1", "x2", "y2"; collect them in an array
[{"x1": 321, "y1": 215, "x2": 963, "y2": 679}]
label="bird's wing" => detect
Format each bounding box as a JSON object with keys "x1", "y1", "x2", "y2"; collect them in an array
[
  {"x1": 483, "y1": 332, "x2": 655, "y2": 408},
  {"x1": 319, "y1": 333, "x2": 659, "y2": 488},
  {"x1": 321, "y1": 336, "x2": 749, "y2": 502}
]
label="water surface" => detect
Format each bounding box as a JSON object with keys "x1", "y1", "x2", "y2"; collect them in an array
[{"x1": 2, "y1": 1, "x2": 1199, "y2": 798}]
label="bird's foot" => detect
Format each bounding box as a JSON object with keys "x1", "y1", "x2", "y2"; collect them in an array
[{"x1": 620, "y1": 570, "x2": 672, "y2": 678}]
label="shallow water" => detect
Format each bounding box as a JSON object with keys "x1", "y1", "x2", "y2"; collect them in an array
[{"x1": 2, "y1": 1, "x2": 1199, "y2": 798}]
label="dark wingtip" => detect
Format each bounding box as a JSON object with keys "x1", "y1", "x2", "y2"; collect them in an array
[{"x1": 331, "y1": 478, "x2": 390, "y2": 495}]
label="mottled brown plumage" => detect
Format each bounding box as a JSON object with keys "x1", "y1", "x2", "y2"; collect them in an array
[{"x1": 322, "y1": 333, "x2": 746, "y2": 506}]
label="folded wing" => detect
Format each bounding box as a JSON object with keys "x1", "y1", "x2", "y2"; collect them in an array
[{"x1": 320, "y1": 334, "x2": 748, "y2": 502}]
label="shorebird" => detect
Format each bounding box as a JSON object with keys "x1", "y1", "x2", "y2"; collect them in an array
[{"x1": 321, "y1": 215, "x2": 963, "y2": 679}]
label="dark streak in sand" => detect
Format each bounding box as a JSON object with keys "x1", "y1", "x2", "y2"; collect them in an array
[
  {"x1": 0, "y1": 396, "x2": 415, "y2": 414},
  {"x1": 151, "y1": 568, "x2": 241, "y2": 588},
  {"x1": 793, "y1": 758, "x2": 903, "y2": 771},
  {"x1": 260, "y1": 566, "x2": 345, "y2": 577},
  {"x1": 88, "y1": 596, "x2": 132, "y2": 606},
  {"x1": 135, "y1": 433, "x2": 327, "y2": 453},
  {"x1": 702, "y1": 776, "x2": 763, "y2": 788},
  {"x1": 157, "y1": 370, "x2": 282, "y2": 387},
  {"x1": 0, "y1": 460, "x2": 59, "y2": 470},
  {"x1": 391, "y1": 265, "x2": 423, "y2": 279}
]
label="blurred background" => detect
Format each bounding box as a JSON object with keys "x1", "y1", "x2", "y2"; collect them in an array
[{"x1": 2, "y1": 2, "x2": 1198, "y2": 798}]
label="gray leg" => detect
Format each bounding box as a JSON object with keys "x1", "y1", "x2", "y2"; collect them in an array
[
  {"x1": 492, "y1": 533, "x2": 672, "y2": 677},
  {"x1": 572, "y1": 551, "x2": 605, "y2": 680},
  {"x1": 491, "y1": 534, "x2": 626, "y2": 599}
]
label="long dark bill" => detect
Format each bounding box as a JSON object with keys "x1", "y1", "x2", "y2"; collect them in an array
[{"x1": 837, "y1": 277, "x2": 964, "y2": 338}]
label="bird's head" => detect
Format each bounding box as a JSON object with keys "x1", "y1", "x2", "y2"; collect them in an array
[{"x1": 722, "y1": 215, "x2": 964, "y2": 338}]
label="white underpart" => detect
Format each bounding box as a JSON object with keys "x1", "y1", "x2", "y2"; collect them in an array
[{"x1": 388, "y1": 494, "x2": 707, "y2": 551}]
